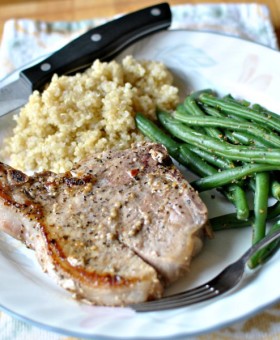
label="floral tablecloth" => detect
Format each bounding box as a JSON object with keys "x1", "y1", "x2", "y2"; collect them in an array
[{"x1": 0, "y1": 3, "x2": 280, "y2": 340}]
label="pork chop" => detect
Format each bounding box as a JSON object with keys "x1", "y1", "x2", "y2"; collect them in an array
[{"x1": 0, "y1": 142, "x2": 208, "y2": 306}]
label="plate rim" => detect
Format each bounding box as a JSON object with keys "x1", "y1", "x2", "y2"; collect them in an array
[{"x1": 1, "y1": 28, "x2": 280, "y2": 339}]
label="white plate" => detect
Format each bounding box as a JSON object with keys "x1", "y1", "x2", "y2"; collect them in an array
[{"x1": 1, "y1": 30, "x2": 280, "y2": 339}]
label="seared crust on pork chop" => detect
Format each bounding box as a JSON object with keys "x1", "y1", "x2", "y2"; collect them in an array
[{"x1": 0, "y1": 143, "x2": 208, "y2": 305}]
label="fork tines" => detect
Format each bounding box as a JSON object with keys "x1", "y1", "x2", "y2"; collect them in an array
[{"x1": 130, "y1": 284, "x2": 220, "y2": 312}]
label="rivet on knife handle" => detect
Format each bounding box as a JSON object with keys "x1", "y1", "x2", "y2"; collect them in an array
[{"x1": 21, "y1": 2, "x2": 172, "y2": 91}]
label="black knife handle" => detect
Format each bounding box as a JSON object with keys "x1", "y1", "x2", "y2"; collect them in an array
[{"x1": 20, "y1": 2, "x2": 171, "y2": 91}]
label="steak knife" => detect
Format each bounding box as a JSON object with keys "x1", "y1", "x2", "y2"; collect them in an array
[{"x1": 0, "y1": 2, "x2": 171, "y2": 116}]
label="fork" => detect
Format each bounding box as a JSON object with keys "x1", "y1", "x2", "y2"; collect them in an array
[{"x1": 130, "y1": 229, "x2": 280, "y2": 312}]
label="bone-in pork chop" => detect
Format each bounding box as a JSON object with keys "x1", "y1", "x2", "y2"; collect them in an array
[{"x1": 0, "y1": 143, "x2": 208, "y2": 306}]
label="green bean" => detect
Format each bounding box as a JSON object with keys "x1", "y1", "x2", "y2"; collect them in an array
[
  {"x1": 223, "y1": 94, "x2": 251, "y2": 108},
  {"x1": 178, "y1": 144, "x2": 217, "y2": 177},
  {"x1": 267, "y1": 200, "x2": 280, "y2": 219},
  {"x1": 227, "y1": 101, "x2": 272, "y2": 133},
  {"x1": 229, "y1": 131, "x2": 254, "y2": 146},
  {"x1": 210, "y1": 213, "x2": 249, "y2": 230},
  {"x1": 183, "y1": 97, "x2": 194, "y2": 114},
  {"x1": 180, "y1": 99, "x2": 235, "y2": 168},
  {"x1": 252, "y1": 103, "x2": 280, "y2": 122},
  {"x1": 173, "y1": 114, "x2": 280, "y2": 148},
  {"x1": 180, "y1": 146, "x2": 248, "y2": 219},
  {"x1": 202, "y1": 104, "x2": 249, "y2": 144},
  {"x1": 188, "y1": 145, "x2": 235, "y2": 170},
  {"x1": 176, "y1": 103, "x2": 189, "y2": 115},
  {"x1": 252, "y1": 172, "x2": 270, "y2": 242},
  {"x1": 189, "y1": 89, "x2": 216, "y2": 99},
  {"x1": 210, "y1": 200, "x2": 280, "y2": 231},
  {"x1": 222, "y1": 132, "x2": 239, "y2": 144},
  {"x1": 202, "y1": 105, "x2": 223, "y2": 117},
  {"x1": 203, "y1": 99, "x2": 249, "y2": 123},
  {"x1": 183, "y1": 97, "x2": 223, "y2": 140},
  {"x1": 252, "y1": 103, "x2": 265, "y2": 112},
  {"x1": 189, "y1": 144, "x2": 249, "y2": 218},
  {"x1": 180, "y1": 145, "x2": 249, "y2": 219},
  {"x1": 158, "y1": 111, "x2": 280, "y2": 165},
  {"x1": 225, "y1": 185, "x2": 249, "y2": 220},
  {"x1": 192, "y1": 163, "x2": 280, "y2": 192},
  {"x1": 222, "y1": 94, "x2": 235, "y2": 102},
  {"x1": 231, "y1": 131, "x2": 273, "y2": 147},
  {"x1": 181, "y1": 98, "x2": 206, "y2": 135},
  {"x1": 180, "y1": 98, "x2": 236, "y2": 168},
  {"x1": 183, "y1": 106, "x2": 277, "y2": 146},
  {"x1": 199, "y1": 93, "x2": 280, "y2": 133},
  {"x1": 135, "y1": 113, "x2": 180, "y2": 158},
  {"x1": 271, "y1": 179, "x2": 280, "y2": 201},
  {"x1": 202, "y1": 102, "x2": 272, "y2": 146},
  {"x1": 206, "y1": 98, "x2": 271, "y2": 126},
  {"x1": 181, "y1": 143, "x2": 248, "y2": 219},
  {"x1": 248, "y1": 220, "x2": 280, "y2": 269},
  {"x1": 239, "y1": 99, "x2": 251, "y2": 107}
]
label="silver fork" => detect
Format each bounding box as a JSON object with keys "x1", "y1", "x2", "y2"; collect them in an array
[{"x1": 130, "y1": 229, "x2": 280, "y2": 312}]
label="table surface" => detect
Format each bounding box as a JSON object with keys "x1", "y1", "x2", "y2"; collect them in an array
[{"x1": 0, "y1": 0, "x2": 280, "y2": 45}]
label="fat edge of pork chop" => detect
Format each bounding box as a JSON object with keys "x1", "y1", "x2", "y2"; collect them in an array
[
  {"x1": 0, "y1": 162, "x2": 163, "y2": 306},
  {"x1": 0, "y1": 142, "x2": 209, "y2": 305}
]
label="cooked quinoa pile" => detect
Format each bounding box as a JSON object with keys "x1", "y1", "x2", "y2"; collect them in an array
[{"x1": 2, "y1": 56, "x2": 179, "y2": 173}]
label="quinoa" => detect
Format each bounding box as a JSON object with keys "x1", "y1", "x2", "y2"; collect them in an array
[{"x1": 2, "y1": 56, "x2": 179, "y2": 173}]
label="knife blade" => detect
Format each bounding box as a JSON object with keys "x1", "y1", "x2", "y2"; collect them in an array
[{"x1": 0, "y1": 2, "x2": 171, "y2": 117}]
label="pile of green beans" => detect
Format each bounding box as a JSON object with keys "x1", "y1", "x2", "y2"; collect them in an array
[{"x1": 135, "y1": 89, "x2": 280, "y2": 268}]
